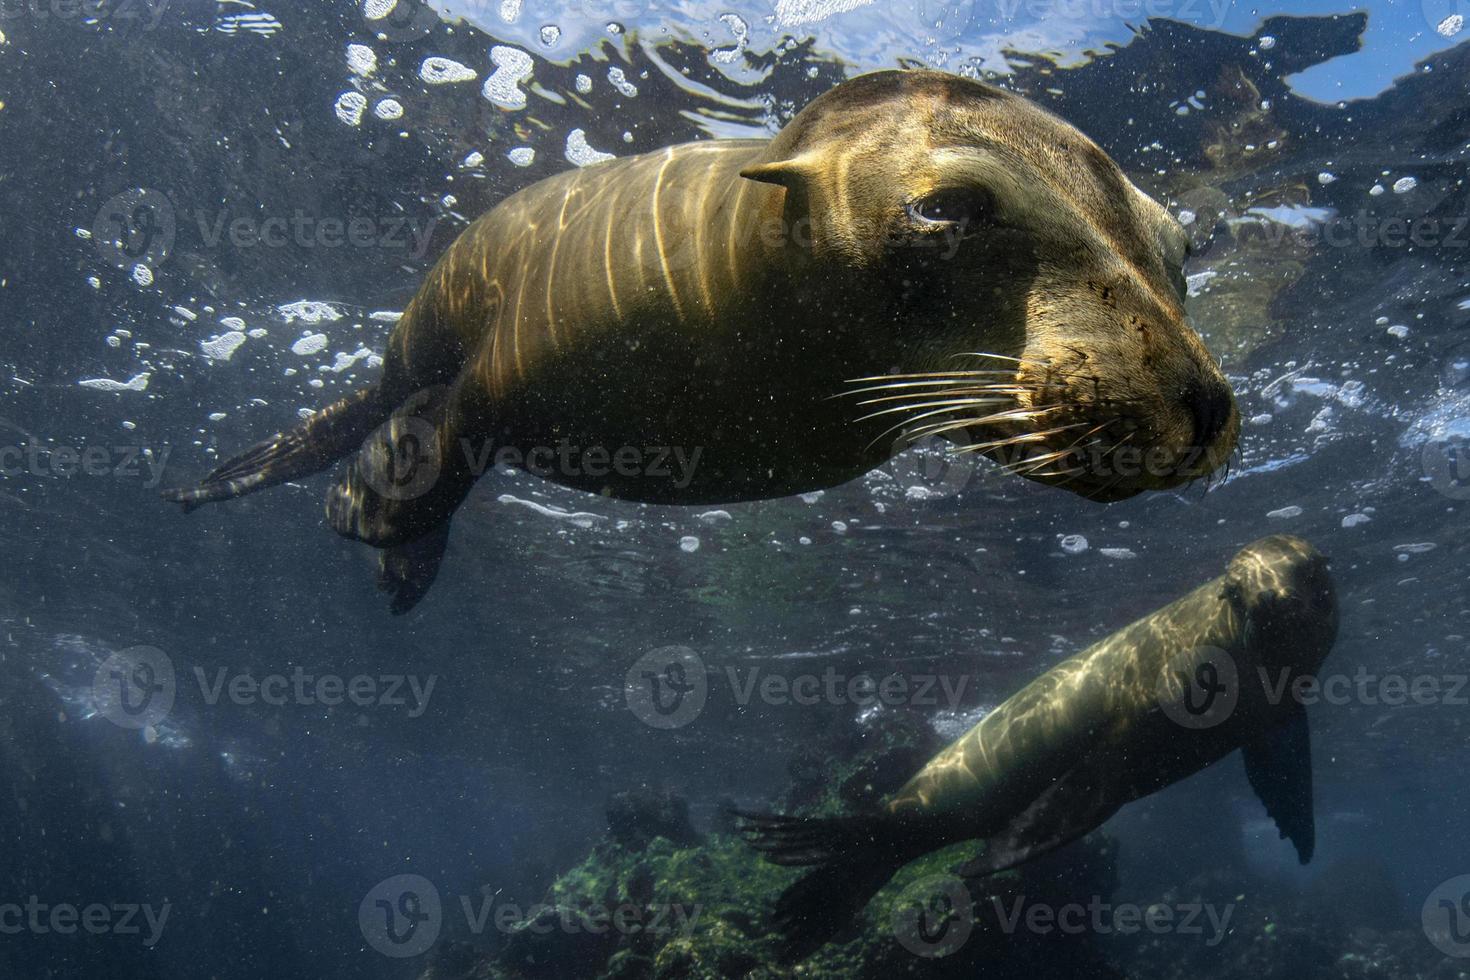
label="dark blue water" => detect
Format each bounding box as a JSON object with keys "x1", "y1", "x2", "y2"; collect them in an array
[{"x1": 2, "y1": 2, "x2": 1469, "y2": 977}]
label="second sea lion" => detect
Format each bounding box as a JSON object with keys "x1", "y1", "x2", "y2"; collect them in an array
[
  {"x1": 736, "y1": 534, "x2": 1339, "y2": 957},
  {"x1": 163, "y1": 69, "x2": 1239, "y2": 611}
]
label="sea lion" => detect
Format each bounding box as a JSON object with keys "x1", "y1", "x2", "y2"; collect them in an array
[
  {"x1": 162, "y1": 69, "x2": 1239, "y2": 612},
  {"x1": 736, "y1": 534, "x2": 1338, "y2": 957}
]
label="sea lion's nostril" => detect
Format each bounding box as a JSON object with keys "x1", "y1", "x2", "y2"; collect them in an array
[{"x1": 1184, "y1": 379, "x2": 1233, "y2": 449}]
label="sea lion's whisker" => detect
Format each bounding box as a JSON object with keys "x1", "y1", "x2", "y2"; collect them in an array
[
  {"x1": 842, "y1": 370, "x2": 1024, "y2": 386},
  {"x1": 853, "y1": 388, "x2": 1032, "y2": 408},
  {"x1": 895, "y1": 406, "x2": 1062, "y2": 443},
  {"x1": 840, "y1": 379, "x2": 1030, "y2": 399},
  {"x1": 854, "y1": 397, "x2": 1017, "y2": 424},
  {"x1": 864, "y1": 405, "x2": 1049, "y2": 451},
  {"x1": 954, "y1": 422, "x2": 1096, "y2": 455}
]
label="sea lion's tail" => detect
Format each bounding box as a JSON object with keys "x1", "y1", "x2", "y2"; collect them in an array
[
  {"x1": 733, "y1": 808, "x2": 916, "y2": 961},
  {"x1": 161, "y1": 385, "x2": 390, "y2": 512}
]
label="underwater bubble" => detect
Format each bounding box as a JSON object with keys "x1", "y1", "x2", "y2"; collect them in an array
[
  {"x1": 507, "y1": 146, "x2": 535, "y2": 167},
  {"x1": 1342, "y1": 513, "x2": 1370, "y2": 528},
  {"x1": 498, "y1": 0, "x2": 520, "y2": 22},
  {"x1": 419, "y1": 57, "x2": 476, "y2": 84},
  {"x1": 539, "y1": 25, "x2": 561, "y2": 46},
  {"x1": 607, "y1": 67, "x2": 638, "y2": 97},
  {"x1": 291, "y1": 333, "x2": 329, "y2": 356},
  {"x1": 1369, "y1": 183, "x2": 1386, "y2": 196},
  {"x1": 1099, "y1": 547, "x2": 1135, "y2": 559},
  {"x1": 1258, "y1": 35, "x2": 1276, "y2": 49},
  {"x1": 461, "y1": 150, "x2": 484, "y2": 168},
  {"x1": 1392, "y1": 176, "x2": 1418, "y2": 194},
  {"x1": 565, "y1": 129, "x2": 614, "y2": 167},
  {"x1": 679, "y1": 536, "x2": 700, "y2": 553},
  {"x1": 278, "y1": 301, "x2": 342, "y2": 323},
  {"x1": 334, "y1": 91, "x2": 367, "y2": 127},
  {"x1": 1387, "y1": 324, "x2": 1409, "y2": 339},
  {"x1": 346, "y1": 43, "x2": 376, "y2": 77},
  {"x1": 575, "y1": 73, "x2": 592, "y2": 94},
  {"x1": 200, "y1": 332, "x2": 247, "y2": 361},
  {"x1": 131, "y1": 264, "x2": 154, "y2": 286},
  {"x1": 484, "y1": 46, "x2": 534, "y2": 111},
  {"x1": 1267, "y1": 505, "x2": 1303, "y2": 519},
  {"x1": 1318, "y1": 172, "x2": 1336, "y2": 184},
  {"x1": 79, "y1": 373, "x2": 150, "y2": 392},
  {"x1": 1438, "y1": 14, "x2": 1464, "y2": 37},
  {"x1": 1059, "y1": 534, "x2": 1088, "y2": 555},
  {"x1": 373, "y1": 99, "x2": 404, "y2": 121}
]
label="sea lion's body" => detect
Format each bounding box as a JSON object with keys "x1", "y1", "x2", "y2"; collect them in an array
[
  {"x1": 164, "y1": 70, "x2": 1241, "y2": 611},
  {"x1": 379, "y1": 138, "x2": 899, "y2": 504},
  {"x1": 739, "y1": 535, "x2": 1339, "y2": 956}
]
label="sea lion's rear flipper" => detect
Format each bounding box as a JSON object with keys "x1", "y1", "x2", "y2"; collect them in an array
[
  {"x1": 377, "y1": 522, "x2": 451, "y2": 616},
  {"x1": 732, "y1": 808, "x2": 917, "y2": 961},
  {"x1": 325, "y1": 384, "x2": 476, "y2": 547},
  {"x1": 162, "y1": 386, "x2": 390, "y2": 512},
  {"x1": 1242, "y1": 705, "x2": 1315, "y2": 863},
  {"x1": 956, "y1": 766, "x2": 1121, "y2": 878}
]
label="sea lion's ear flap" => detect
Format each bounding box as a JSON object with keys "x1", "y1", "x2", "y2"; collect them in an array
[
  {"x1": 739, "y1": 156, "x2": 815, "y2": 190},
  {"x1": 1242, "y1": 707, "x2": 1316, "y2": 863}
]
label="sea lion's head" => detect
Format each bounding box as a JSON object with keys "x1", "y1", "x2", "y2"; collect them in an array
[
  {"x1": 743, "y1": 69, "x2": 1239, "y2": 500},
  {"x1": 1225, "y1": 535, "x2": 1339, "y2": 675}
]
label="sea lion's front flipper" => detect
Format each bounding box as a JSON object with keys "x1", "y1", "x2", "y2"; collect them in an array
[
  {"x1": 377, "y1": 522, "x2": 451, "y2": 616},
  {"x1": 1241, "y1": 706, "x2": 1315, "y2": 863},
  {"x1": 956, "y1": 765, "x2": 1121, "y2": 878}
]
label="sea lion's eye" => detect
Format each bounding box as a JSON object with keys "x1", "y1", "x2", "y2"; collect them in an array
[{"x1": 908, "y1": 187, "x2": 997, "y2": 228}]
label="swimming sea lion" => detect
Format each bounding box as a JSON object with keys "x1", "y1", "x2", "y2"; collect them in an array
[
  {"x1": 162, "y1": 69, "x2": 1239, "y2": 612},
  {"x1": 736, "y1": 534, "x2": 1338, "y2": 957}
]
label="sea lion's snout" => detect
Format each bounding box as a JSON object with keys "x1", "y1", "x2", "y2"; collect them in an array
[{"x1": 1183, "y1": 376, "x2": 1236, "y2": 455}]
